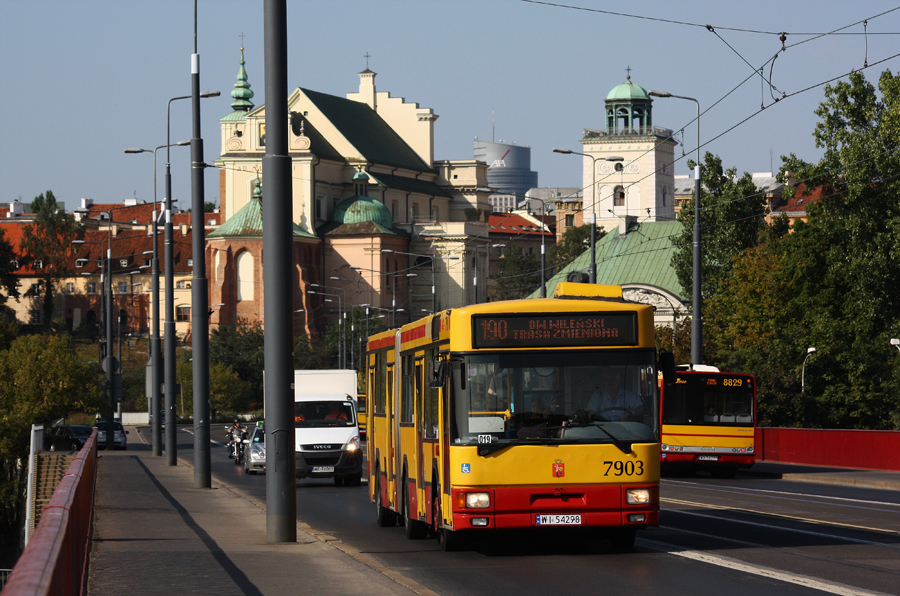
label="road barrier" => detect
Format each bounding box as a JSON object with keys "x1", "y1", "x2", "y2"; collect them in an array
[
  {"x1": 757, "y1": 427, "x2": 900, "y2": 471},
  {"x1": 3, "y1": 430, "x2": 98, "y2": 596}
]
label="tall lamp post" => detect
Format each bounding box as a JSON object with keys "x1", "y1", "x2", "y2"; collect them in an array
[
  {"x1": 124, "y1": 141, "x2": 189, "y2": 457},
  {"x1": 649, "y1": 90, "x2": 702, "y2": 365},
  {"x1": 164, "y1": 90, "x2": 219, "y2": 467},
  {"x1": 309, "y1": 289, "x2": 344, "y2": 367},
  {"x1": 553, "y1": 149, "x2": 623, "y2": 284},
  {"x1": 473, "y1": 244, "x2": 505, "y2": 304},
  {"x1": 382, "y1": 249, "x2": 438, "y2": 313},
  {"x1": 525, "y1": 198, "x2": 556, "y2": 298}
]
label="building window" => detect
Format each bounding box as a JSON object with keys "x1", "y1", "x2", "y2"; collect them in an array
[
  {"x1": 237, "y1": 251, "x2": 254, "y2": 301},
  {"x1": 176, "y1": 305, "x2": 191, "y2": 322},
  {"x1": 29, "y1": 310, "x2": 42, "y2": 325},
  {"x1": 65, "y1": 282, "x2": 75, "y2": 295},
  {"x1": 118, "y1": 281, "x2": 128, "y2": 294},
  {"x1": 143, "y1": 258, "x2": 151, "y2": 267},
  {"x1": 87, "y1": 282, "x2": 97, "y2": 295},
  {"x1": 187, "y1": 258, "x2": 193, "y2": 267},
  {"x1": 119, "y1": 259, "x2": 128, "y2": 268},
  {"x1": 176, "y1": 280, "x2": 188, "y2": 290},
  {"x1": 33, "y1": 260, "x2": 42, "y2": 269},
  {"x1": 75, "y1": 259, "x2": 85, "y2": 268},
  {"x1": 614, "y1": 185, "x2": 625, "y2": 207},
  {"x1": 565, "y1": 214, "x2": 575, "y2": 227}
]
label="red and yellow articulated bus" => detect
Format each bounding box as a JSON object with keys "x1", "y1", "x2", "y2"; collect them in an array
[
  {"x1": 366, "y1": 283, "x2": 669, "y2": 551},
  {"x1": 659, "y1": 365, "x2": 757, "y2": 478}
]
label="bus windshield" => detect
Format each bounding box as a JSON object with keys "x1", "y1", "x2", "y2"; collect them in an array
[
  {"x1": 449, "y1": 351, "x2": 658, "y2": 449},
  {"x1": 662, "y1": 373, "x2": 754, "y2": 426}
]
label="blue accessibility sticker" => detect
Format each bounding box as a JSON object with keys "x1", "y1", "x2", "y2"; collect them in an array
[{"x1": 461, "y1": 463, "x2": 471, "y2": 473}]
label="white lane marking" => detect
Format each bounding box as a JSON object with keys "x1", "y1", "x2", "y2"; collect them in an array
[
  {"x1": 663, "y1": 503, "x2": 900, "y2": 548},
  {"x1": 641, "y1": 538, "x2": 895, "y2": 596},
  {"x1": 664, "y1": 479, "x2": 900, "y2": 510}
]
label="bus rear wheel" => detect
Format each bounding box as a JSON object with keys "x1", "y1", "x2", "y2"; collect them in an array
[
  {"x1": 404, "y1": 483, "x2": 428, "y2": 539},
  {"x1": 375, "y1": 472, "x2": 397, "y2": 527}
]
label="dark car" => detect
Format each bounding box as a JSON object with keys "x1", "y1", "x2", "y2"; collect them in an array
[{"x1": 45, "y1": 424, "x2": 94, "y2": 452}]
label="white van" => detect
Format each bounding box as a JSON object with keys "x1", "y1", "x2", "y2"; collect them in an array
[{"x1": 294, "y1": 393, "x2": 362, "y2": 485}]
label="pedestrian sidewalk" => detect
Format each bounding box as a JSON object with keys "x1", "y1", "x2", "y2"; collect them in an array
[
  {"x1": 86, "y1": 429, "x2": 430, "y2": 596},
  {"x1": 746, "y1": 460, "x2": 900, "y2": 491}
]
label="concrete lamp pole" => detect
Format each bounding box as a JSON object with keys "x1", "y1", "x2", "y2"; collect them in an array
[
  {"x1": 649, "y1": 90, "x2": 702, "y2": 365},
  {"x1": 553, "y1": 149, "x2": 623, "y2": 284},
  {"x1": 124, "y1": 141, "x2": 189, "y2": 457}
]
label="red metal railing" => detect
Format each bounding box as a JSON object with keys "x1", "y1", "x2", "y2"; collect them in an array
[
  {"x1": 4, "y1": 430, "x2": 98, "y2": 596},
  {"x1": 756, "y1": 427, "x2": 900, "y2": 471}
]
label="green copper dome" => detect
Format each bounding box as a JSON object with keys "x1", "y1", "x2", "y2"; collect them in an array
[
  {"x1": 606, "y1": 78, "x2": 650, "y2": 101},
  {"x1": 331, "y1": 195, "x2": 393, "y2": 228}
]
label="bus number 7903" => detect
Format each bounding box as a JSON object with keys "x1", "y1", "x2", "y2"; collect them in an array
[{"x1": 604, "y1": 460, "x2": 644, "y2": 476}]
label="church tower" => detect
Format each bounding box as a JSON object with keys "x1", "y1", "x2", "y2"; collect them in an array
[{"x1": 576, "y1": 71, "x2": 676, "y2": 235}]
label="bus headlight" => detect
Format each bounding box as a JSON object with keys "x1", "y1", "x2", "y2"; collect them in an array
[
  {"x1": 661, "y1": 444, "x2": 670, "y2": 451},
  {"x1": 626, "y1": 489, "x2": 650, "y2": 505},
  {"x1": 465, "y1": 493, "x2": 491, "y2": 508},
  {"x1": 346, "y1": 436, "x2": 360, "y2": 452}
]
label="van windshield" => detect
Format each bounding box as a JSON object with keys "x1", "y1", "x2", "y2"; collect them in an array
[{"x1": 294, "y1": 401, "x2": 356, "y2": 428}]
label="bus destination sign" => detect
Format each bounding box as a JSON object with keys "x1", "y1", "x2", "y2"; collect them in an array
[{"x1": 472, "y1": 312, "x2": 638, "y2": 348}]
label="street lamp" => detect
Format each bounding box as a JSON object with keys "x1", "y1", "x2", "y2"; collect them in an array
[
  {"x1": 802, "y1": 347, "x2": 817, "y2": 394},
  {"x1": 891, "y1": 338, "x2": 900, "y2": 353},
  {"x1": 525, "y1": 198, "x2": 557, "y2": 298},
  {"x1": 553, "y1": 149, "x2": 623, "y2": 284},
  {"x1": 649, "y1": 89, "x2": 702, "y2": 365},
  {"x1": 162, "y1": 89, "x2": 219, "y2": 467},
  {"x1": 382, "y1": 249, "x2": 438, "y2": 313},
  {"x1": 124, "y1": 140, "x2": 189, "y2": 457},
  {"x1": 309, "y1": 289, "x2": 345, "y2": 367},
  {"x1": 473, "y1": 244, "x2": 505, "y2": 304}
]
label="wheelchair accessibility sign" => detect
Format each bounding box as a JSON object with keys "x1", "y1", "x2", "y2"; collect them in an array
[{"x1": 461, "y1": 463, "x2": 471, "y2": 473}]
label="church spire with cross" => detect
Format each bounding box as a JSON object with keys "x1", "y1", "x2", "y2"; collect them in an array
[{"x1": 230, "y1": 39, "x2": 255, "y2": 113}]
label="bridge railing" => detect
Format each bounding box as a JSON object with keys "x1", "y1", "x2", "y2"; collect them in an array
[
  {"x1": 757, "y1": 427, "x2": 900, "y2": 471},
  {"x1": 3, "y1": 430, "x2": 98, "y2": 596}
]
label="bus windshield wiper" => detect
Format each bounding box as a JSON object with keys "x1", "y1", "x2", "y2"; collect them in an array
[
  {"x1": 478, "y1": 440, "x2": 517, "y2": 456},
  {"x1": 477, "y1": 437, "x2": 578, "y2": 457},
  {"x1": 593, "y1": 425, "x2": 634, "y2": 454}
]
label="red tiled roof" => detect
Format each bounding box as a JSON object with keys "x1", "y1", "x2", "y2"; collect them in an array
[
  {"x1": 488, "y1": 212, "x2": 554, "y2": 238},
  {"x1": 773, "y1": 183, "x2": 823, "y2": 215}
]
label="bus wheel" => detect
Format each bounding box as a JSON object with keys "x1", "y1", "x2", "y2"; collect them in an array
[
  {"x1": 610, "y1": 529, "x2": 636, "y2": 551},
  {"x1": 375, "y1": 473, "x2": 397, "y2": 527},
  {"x1": 433, "y1": 485, "x2": 463, "y2": 551},
  {"x1": 404, "y1": 484, "x2": 428, "y2": 539}
]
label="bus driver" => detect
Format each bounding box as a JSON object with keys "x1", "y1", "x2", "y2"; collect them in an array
[{"x1": 586, "y1": 368, "x2": 643, "y2": 421}]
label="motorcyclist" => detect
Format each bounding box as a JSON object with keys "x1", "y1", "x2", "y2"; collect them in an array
[{"x1": 226, "y1": 419, "x2": 247, "y2": 458}]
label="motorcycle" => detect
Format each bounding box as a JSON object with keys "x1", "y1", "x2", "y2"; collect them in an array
[{"x1": 226, "y1": 426, "x2": 247, "y2": 465}]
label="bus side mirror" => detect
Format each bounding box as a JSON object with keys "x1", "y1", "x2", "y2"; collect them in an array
[
  {"x1": 660, "y1": 351, "x2": 677, "y2": 386},
  {"x1": 429, "y1": 360, "x2": 448, "y2": 389}
]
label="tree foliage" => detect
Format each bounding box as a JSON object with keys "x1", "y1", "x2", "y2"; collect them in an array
[
  {"x1": 19, "y1": 191, "x2": 83, "y2": 330},
  {"x1": 491, "y1": 246, "x2": 541, "y2": 301},
  {"x1": 547, "y1": 224, "x2": 598, "y2": 275},
  {"x1": 0, "y1": 228, "x2": 20, "y2": 315},
  {"x1": 671, "y1": 153, "x2": 766, "y2": 301},
  {"x1": 0, "y1": 333, "x2": 101, "y2": 560},
  {"x1": 209, "y1": 318, "x2": 265, "y2": 407},
  {"x1": 704, "y1": 69, "x2": 900, "y2": 429}
]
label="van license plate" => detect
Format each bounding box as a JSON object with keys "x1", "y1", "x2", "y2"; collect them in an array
[
  {"x1": 312, "y1": 466, "x2": 335, "y2": 473},
  {"x1": 697, "y1": 455, "x2": 719, "y2": 461},
  {"x1": 535, "y1": 514, "x2": 581, "y2": 526}
]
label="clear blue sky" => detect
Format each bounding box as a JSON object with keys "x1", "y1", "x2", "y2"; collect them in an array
[{"x1": 2, "y1": 1, "x2": 898, "y2": 212}]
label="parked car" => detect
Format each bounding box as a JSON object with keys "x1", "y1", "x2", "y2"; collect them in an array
[
  {"x1": 243, "y1": 423, "x2": 266, "y2": 475},
  {"x1": 45, "y1": 424, "x2": 94, "y2": 452},
  {"x1": 95, "y1": 420, "x2": 128, "y2": 450}
]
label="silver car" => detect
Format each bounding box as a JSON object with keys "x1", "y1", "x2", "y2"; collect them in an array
[
  {"x1": 243, "y1": 425, "x2": 265, "y2": 474},
  {"x1": 96, "y1": 420, "x2": 128, "y2": 450}
]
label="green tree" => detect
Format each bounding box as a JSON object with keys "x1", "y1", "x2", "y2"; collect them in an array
[
  {"x1": 19, "y1": 191, "x2": 83, "y2": 330},
  {"x1": 209, "y1": 318, "x2": 265, "y2": 403},
  {"x1": 705, "y1": 70, "x2": 900, "y2": 429},
  {"x1": 671, "y1": 153, "x2": 765, "y2": 302},
  {"x1": 0, "y1": 228, "x2": 20, "y2": 317},
  {"x1": 491, "y1": 247, "x2": 541, "y2": 301},
  {"x1": 0, "y1": 334, "x2": 101, "y2": 562},
  {"x1": 547, "y1": 224, "x2": 596, "y2": 275}
]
